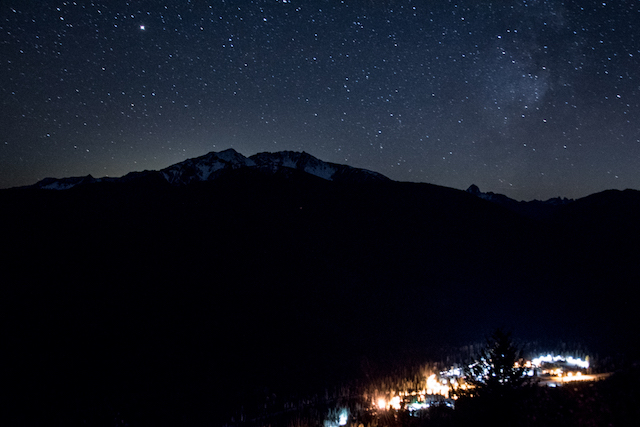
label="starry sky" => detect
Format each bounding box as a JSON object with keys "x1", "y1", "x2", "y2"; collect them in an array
[{"x1": 2, "y1": 1, "x2": 639, "y2": 200}]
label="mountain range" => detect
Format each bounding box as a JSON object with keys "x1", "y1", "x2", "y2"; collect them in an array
[
  {"x1": 2, "y1": 149, "x2": 639, "y2": 425},
  {"x1": 24, "y1": 148, "x2": 586, "y2": 219},
  {"x1": 29, "y1": 148, "x2": 389, "y2": 190}
]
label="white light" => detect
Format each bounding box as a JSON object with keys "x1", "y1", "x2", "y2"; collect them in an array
[
  {"x1": 409, "y1": 402, "x2": 428, "y2": 411},
  {"x1": 389, "y1": 396, "x2": 401, "y2": 410},
  {"x1": 531, "y1": 354, "x2": 589, "y2": 369},
  {"x1": 338, "y1": 408, "x2": 348, "y2": 426}
]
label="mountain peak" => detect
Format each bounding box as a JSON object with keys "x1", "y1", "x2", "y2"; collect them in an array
[
  {"x1": 466, "y1": 184, "x2": 481, "y2": 196},
  {"x1": 159, "y1": 149, "x2": 254, "y2": 185}
]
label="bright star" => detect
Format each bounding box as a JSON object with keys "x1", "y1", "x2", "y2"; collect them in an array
[{"x1": 140, "y1": 25, "x2": 145, "y2": 30}]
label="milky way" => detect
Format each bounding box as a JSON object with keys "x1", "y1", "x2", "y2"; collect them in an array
[{"x1": 2, "y1": 1, "x2": 639, "y2": 199}]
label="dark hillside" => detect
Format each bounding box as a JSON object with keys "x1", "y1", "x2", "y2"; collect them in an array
[
  {"x1": 2, "y1": 173, "x2": 638, "y2": 425},
  {"x1": 544, "y1": 188, "x2": 640, "y2": 353}
]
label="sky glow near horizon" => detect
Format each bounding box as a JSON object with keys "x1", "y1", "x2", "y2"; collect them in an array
[{"x1": 1, "y1": 1, "x2": 639, "y2": 200}]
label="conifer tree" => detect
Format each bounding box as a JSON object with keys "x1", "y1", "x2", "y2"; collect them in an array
[
  {"x1": 462, "y1": 329, "x2": 530, "y2": 399},
  {"x1": 453, "y1": 330, "x2": 533, "y2": 427}
]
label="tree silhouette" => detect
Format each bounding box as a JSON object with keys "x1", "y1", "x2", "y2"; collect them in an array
[
  {"x1": 463, "y1": 328, "x2": 530, "y2": 399},
  {"x1": 453, "y1": 329, "x2": 533, "y2": 427}
]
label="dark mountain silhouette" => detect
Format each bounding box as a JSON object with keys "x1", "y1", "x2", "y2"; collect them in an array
[
  {"x1": 2, "y1": 150, "x2": 639, "y2": 425},
  {"x1": 466, "y1": 184, "x2": 573, "y2": 219},
  {"x1": 28, "y1": 148, "x2": 389, "y2": 190}
]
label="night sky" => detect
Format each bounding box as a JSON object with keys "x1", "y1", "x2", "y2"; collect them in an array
[{"x1": 2, "y1": 1, "x2": 639, "y2": 200}]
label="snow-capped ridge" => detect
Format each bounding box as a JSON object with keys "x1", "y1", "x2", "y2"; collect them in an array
[
  {"x1": 249, "y1": 150, "x2": 389, "y2": 183},
  {"x1": 159, "y1": 148, "x2": 255, "y2": 185},
  {"x1": 249, "y1": 151, "x2": 337, "y2": 181},
  {"x1": 30, "y1": 148, "x2": 389, "y2": 190}
]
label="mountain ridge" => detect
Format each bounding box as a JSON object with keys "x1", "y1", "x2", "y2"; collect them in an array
[
  {"x1": 466, "y1": 183, "x2": 574, "y2": 219},
  {"x1": 27, "y1": 148, "x2": 390, "y2": 190},
  {"x1": 23, "y1": 148, "x2": 636, "y2": 223}
]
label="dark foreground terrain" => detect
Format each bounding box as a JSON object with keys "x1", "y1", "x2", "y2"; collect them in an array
[
  {"x1": 250, "y1": 365, "x2": 640, "y2": 427},
  {"x1": 2, "y1": 157, "x2": 639, "y2": 425}
]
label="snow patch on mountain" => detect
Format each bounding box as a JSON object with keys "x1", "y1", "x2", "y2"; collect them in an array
[
  {"x1": 249, "y1": 151, "x2": 337, "y2": 180},
  {"x1": 217, "y1": 148, "x2": 253, "y2": 165},
  {"x1": 33, "y1": 175, "x2": 99, "y2": 190},
  {"x1": 160, "y1": 149, "x2": 255, "y2": 185},
  {"x1": 41, "y1": 181, "x2": 78, "y2": 190}
]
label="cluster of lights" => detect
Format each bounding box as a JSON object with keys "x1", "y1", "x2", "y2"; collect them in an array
[
  {"x1": 531, "y1": 354, "x2": 590, "y2": 370},
  {"x1": 530, "y1": 354, "x2": 590, "y2": 380},
  {"x1": 372, "y1": 371, "x2": 467, "y2": 414},
  {"x1": 368, "y1": 354, "x2": 592, "y2": 414}
]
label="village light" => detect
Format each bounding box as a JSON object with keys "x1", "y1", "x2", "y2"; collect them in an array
[
  {"x1": 389, "y1": 396, "x2": 401, "y2": 410},
  {"x1": 360, "y1": 347, "x2": 601, "y2": 418}
]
